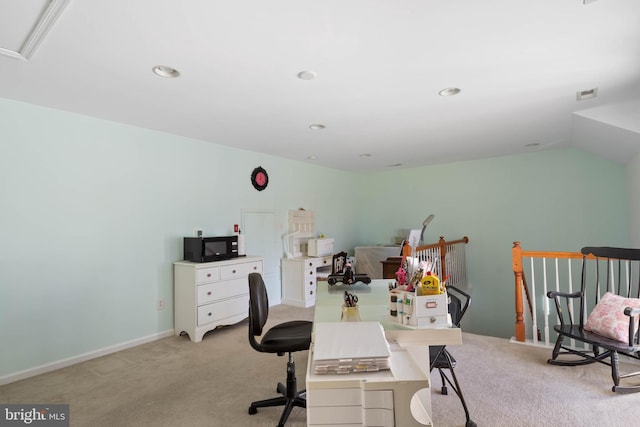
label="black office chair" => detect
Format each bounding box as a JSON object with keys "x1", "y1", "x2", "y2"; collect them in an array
[
  {"x1": 429, "y1": 285, "x2": 477, "y2": 427},
  {"x1": 247, "y1": 272, "x2": 312, "y2": 427}
]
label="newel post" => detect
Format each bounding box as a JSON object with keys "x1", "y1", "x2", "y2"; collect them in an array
[
  {"x1": 512, "y1": 242, "x2": 526, "y2": 342},
  {"x1": 438, "y1": 236, "x2": 447, "y2": 280}
]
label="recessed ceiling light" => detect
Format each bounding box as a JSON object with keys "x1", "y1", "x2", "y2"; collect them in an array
[
  {"x1": 576, "y1": 88, "x2": 598, "y2": 101},
  {"x1": 152, "y1": 65, "x2": 180, "y2": 78},
  {"x1": 524, "y1": 143, "x2": 541, "y2": 148},
  {"x1": 359, "y1": 154, "x2": 372, "y2": 158},
  {"x1": 388, "y1": 163, "x2": 403, "y2": 167},
  {"x1": 309, "y1": 124, "x2": 325, "y2": 130},
  {"x1": 439, "y1": 87, "x2": 461, "y2": 96},
  {"x1": 307, "y1": 155, "x2": 318, "y2": 160},
  {"x1": 297, "y1": 70, "x2": 317, "y2": 80}
]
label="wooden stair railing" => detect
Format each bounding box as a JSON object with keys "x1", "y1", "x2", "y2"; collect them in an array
[
  {"x1": 512, "y1": 242, "x2": 590, "y2": 343},
  {"x1": 414, "y1": 236, "x2": 469, "y2": 288}
]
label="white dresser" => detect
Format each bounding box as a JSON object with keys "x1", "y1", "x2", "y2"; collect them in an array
[
  {"x1": 281, "y1": 256, "x2": 332, "y2": 307},
  {"x1": 174, "y1": 256, "x2": 263, "y2": 342}
]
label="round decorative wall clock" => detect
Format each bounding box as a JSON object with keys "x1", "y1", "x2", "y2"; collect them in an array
[{"x1": 251, "y1": 166, "x2": 269, "y2": 191}]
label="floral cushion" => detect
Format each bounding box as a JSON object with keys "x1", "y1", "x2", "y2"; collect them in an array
[{"x1": 584, "y1": 292, "x2": 640, "y2": 343}]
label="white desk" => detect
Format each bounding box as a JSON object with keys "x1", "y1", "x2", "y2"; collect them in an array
[
  {"x1": 281, "y1": 255, "x2": 332, "y2": 307},
  {"x1": 306, "y1": 280, "x2": 462, "y2": 426}
]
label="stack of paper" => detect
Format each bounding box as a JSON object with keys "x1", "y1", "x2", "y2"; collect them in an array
[{"x1": 312, "y1": 322, "x2": 391, "y2": 374}]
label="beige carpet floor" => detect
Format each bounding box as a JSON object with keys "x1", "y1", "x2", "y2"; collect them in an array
[{"x1": 1, "y1": 304, "x2": 640, "y2": 426}]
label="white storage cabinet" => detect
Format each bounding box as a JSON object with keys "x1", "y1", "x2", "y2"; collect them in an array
[
  {"x1": 174, "y1": 256, "x2": 263, "y2": 342},
  {"x1": 281, "y1": 255, "x2": 332, "y2": 308}
]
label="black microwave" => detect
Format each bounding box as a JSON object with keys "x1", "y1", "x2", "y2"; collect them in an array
[{"x1": 184, "y1": 236, "x2": 239, "y2": 262}]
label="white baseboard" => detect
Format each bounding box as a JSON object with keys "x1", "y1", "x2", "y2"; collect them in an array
[
  {"x1": 0, "y1": 329, "x2": 175, "y2": 386},
  {"x1": 509, "y1": 336, "x2": 554, "y2": 349}
]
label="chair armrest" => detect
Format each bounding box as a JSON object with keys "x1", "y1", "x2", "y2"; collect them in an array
[
  {"x1": 546, "y1": 290, "x2": 581, "y2": 299},
  {"x1": 547, "y1": 291, "x2": 582, "y2": 327},
  {"x1": 624, "y1": 307, "x2": 640, "y2": 317},
  {"x1": 624, "y1": 307, "x2": 640, "y2": 346}
]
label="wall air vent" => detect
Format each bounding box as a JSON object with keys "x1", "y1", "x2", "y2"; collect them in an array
[
  {"x1": 0, "y1": 0, "x2": 69, "y2": 60},
  {"x1": 576, "y1": 88, "x2": 598, "y2": 101}
]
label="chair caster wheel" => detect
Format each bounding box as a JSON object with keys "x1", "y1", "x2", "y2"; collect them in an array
[
  {"x1": 466, "y1": 420, "x2": 477, "y2": 427},
  {"x1": 248, "y1": 407, "x2": 257, "y2": 415},
  {"x1": 441, "y1": 386, "x2": 448, "y2": 395}
]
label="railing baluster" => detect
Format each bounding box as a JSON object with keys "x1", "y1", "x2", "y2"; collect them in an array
[{"x1": 531, "y1": 257, "x2": 539, "y2": 345}]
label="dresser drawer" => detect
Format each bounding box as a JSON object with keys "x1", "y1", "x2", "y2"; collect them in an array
[
  {"x1": 363, "y1": 408, "x2": 394, "y2": 426},
  {"x1": 220, "y1": 261, "x2": 262, "y2": 280},
  {"x1": 304, "y1": 267, "x2": 317, "y2": 281},
  {"x1": 197, "y1": 278, "x2": 247, "y2": 305},
  {"x1": 363, "y1": 390, "x2": 394, "y2": 409},
  {"x1": 197, "y1": 295, "x2": 248, "y2": 326},
  {"x1": 308, "y1": 388, "x2": 361, "y2": 406},
  {"x1": 196, "y1": 267, "x2": 220, "y2": 284},
  {"x1": 244, "y1": 260, "x2": 263, "y2": 275},
  {"x1": 305, "y1": 257, "x2": 332, "y2": 270},
  {"x1": 220, "y1": 264, "x2": 244, "y2": 280},
  {"x1": 305, "y1": 280, "x2": 316, "y2": 306},
  {"x1": 307, "y1": 406, "x2": 362, "y2": 425}
]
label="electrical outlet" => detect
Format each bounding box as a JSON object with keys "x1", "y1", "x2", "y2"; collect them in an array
[
  {"x1": 193, "y1": 228, "x2": 203, "y2": 237},
  {"x1": 157, "y1": 298, "x2": 165, "y2": 311}
]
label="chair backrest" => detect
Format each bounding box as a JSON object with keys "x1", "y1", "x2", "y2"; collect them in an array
[
  {"x1": 578, "y1": 246, "x2": 640, "y2": 326},
  {"x1": 248, "y1": 272, "x2": 269, "y2": 350},
  {"x1": 332, "y1": 251, "x2": 348, "y2": 274},
  {"x1": 446, "y1": 285, "x2": 471, "y2": 327}
]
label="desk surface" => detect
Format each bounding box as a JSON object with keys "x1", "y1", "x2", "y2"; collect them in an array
[{"x1": 314, "y1": 279, "x2": 462, "y2": 347}]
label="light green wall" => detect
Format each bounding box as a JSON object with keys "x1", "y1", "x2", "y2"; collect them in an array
[
  {"x1": 0, "y1": 98, "x2": 357, "y2": 378},
  {"x1": 627, "y1": 152, "x2": 640, "y2": 247},
  {"x1": 353, "y1": 148, "x2": 630, "y2": 337},
  {"x1": 0, "y1": 97, "x2": 631, "y2": 379}
]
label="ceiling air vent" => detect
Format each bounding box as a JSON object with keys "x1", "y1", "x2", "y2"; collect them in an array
[{"x1": 576, "y1": 88, "x2": 598, "y2": 101}]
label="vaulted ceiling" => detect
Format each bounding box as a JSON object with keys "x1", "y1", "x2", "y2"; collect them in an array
[{"x1": 1, "y1": 0, "x2": 639, "y2": 171}]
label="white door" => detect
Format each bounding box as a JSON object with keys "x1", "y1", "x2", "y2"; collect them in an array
[{"x1": 241, "y1": 210, "x2": 280, "y2": 304}]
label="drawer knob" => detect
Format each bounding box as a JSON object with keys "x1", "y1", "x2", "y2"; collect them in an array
[
  {"x1": 308, "y1": 262, "x2": 313, "y2": 267},
  {"x1": 207, "y1": 291, "x2": 212, "y2": 296},
  {"x1": 232, "y1": 269, "x2": 237, "y2": 274},
  {"x1": 310, "y1": 290, "x2": 314, "y2": 295},
  {"x1": 207, "y1": 273, "x2": 211, "y2": 277},
  {"x1": 208, "y1": 312, "x2": 212, "y2": 317},
  {"x1": 309, "y1": 271, "x2": 313, "y2": 275}
]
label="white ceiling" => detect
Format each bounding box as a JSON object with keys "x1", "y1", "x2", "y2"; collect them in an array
[{"x1": 1, "y1": 0, "x2": 639, "y2": 172}]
